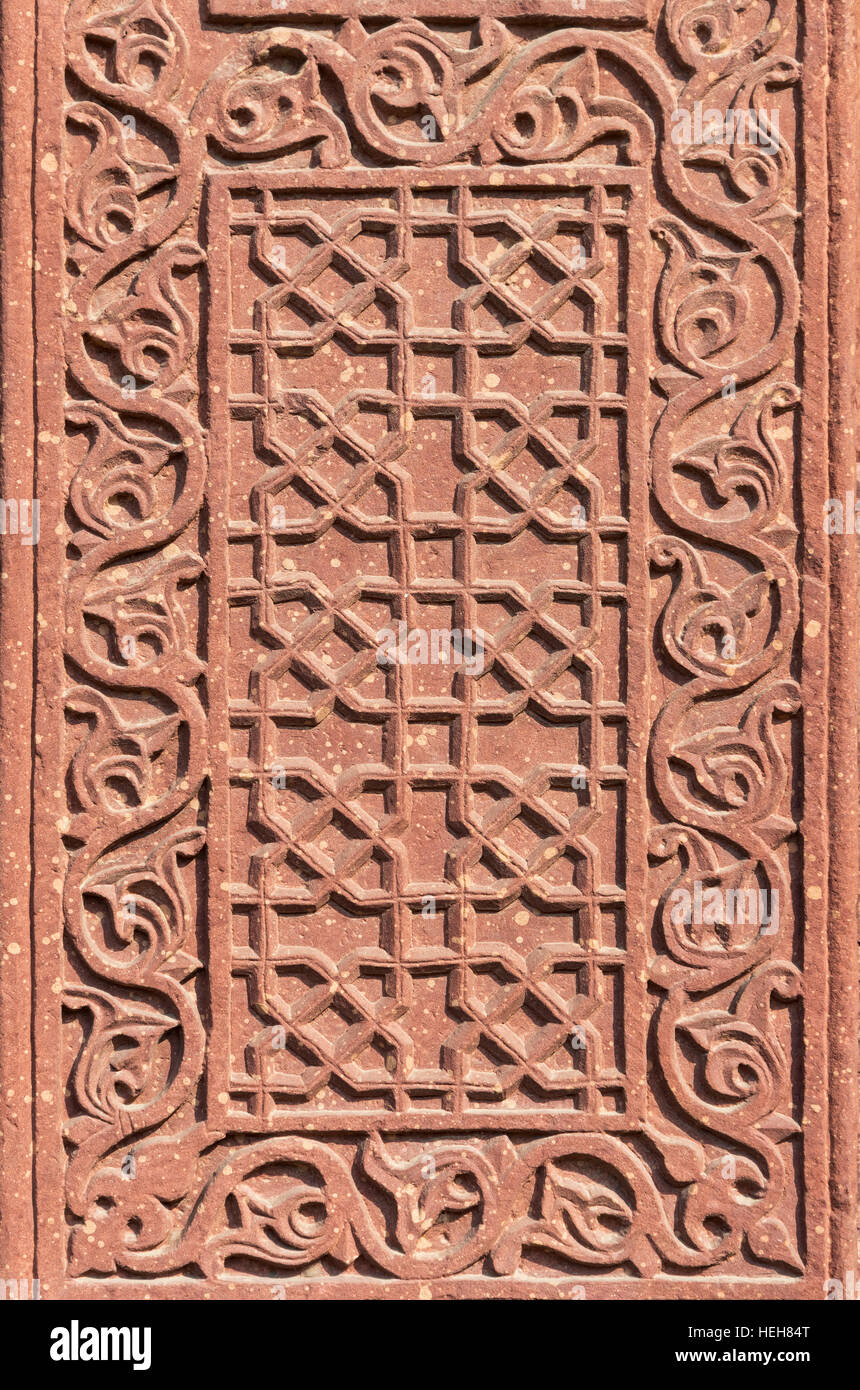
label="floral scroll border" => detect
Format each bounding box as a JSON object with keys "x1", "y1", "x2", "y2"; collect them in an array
[{"x1": 59, "y1": 0, "x2": 807, "y2": 1285}]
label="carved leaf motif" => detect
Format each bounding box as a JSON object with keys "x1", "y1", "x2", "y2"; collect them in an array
[
  {"x1": 66, "y1": 688, "x2": 181, "y2": 818},
  {"x1": 66, "y1": 102, "x2": 174, "y2": 248},
  {"x1": 360, "y1": 1137, "x2": 485, "y2": 1255},
  {"x1": 64, "y1": 986, "x2": 176, "y2": 1125},
  {"x1": 746, "y1": 1215, "x2": 803, "y2": 1273},
  {"x1": 68, "y1": 0, "x2": 188, "y2": 99},
  {"x1": 85, "y1": 239, "x2": 203, "y2": 388},
  {"x1": 215, "y1": 54, "x2": 350, "y2": 166},
  {"x1": 231, "y1": 1181, "x2": 355, "y2": 1266},
  {"x1": 539, "y1": 1164, "x2": 634, "y2": 1252},
  {"x1": 653, "y1": 218, "x2": 750, "y2": 374}
]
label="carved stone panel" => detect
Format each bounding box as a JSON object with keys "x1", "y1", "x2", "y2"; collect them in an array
[
  {"x1": 205, "y1": 166, "x2": 649, "y2": 1135},
  {"x1": 1, "y1": 0, "x2": 857, "y2": 1301}
]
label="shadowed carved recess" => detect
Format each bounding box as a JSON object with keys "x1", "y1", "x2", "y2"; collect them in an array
[{"x1": 61, "y1": 0, "x2": 804, "y2": 1285}]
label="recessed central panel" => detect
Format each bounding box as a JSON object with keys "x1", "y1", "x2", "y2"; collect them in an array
[{"x1": 207, "y1": 169, "x2": 648, "y2": 1131}]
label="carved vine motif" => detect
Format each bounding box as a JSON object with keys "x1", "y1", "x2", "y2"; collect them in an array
[
  {"x1": 63, "y1": 0, "x2": 208, "y2": 1210},
  {"x1": 61, "y1": 0, "x2": 804, "y2": 1283},
  {"x1": 68, "y1": 1128, "x2": 785, "y2": 1279},
  {"x1": 647, "y1": 0, "x2": 802, "y2": 1276},
  {"x1": 203, "y1": 21, "x2": 652, "y2": 167}
]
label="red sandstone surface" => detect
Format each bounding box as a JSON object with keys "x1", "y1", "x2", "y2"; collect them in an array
[{"x1": 0, "y1": 0, "x2": 857, "y2": 1301}]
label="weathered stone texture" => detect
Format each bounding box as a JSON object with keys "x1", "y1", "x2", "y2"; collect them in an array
[{"x1": 0, "y1": 0, "x2": 857, "y2": 1300}]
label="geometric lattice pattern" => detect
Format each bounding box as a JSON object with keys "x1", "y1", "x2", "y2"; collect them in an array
[{"x1": 213, "y1": 175, "x2": 645, "y2": 1126}]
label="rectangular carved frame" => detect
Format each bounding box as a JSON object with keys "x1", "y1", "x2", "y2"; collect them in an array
[{"x1": 0, "y1": 0, "x2": 856, "y2": 1300}]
